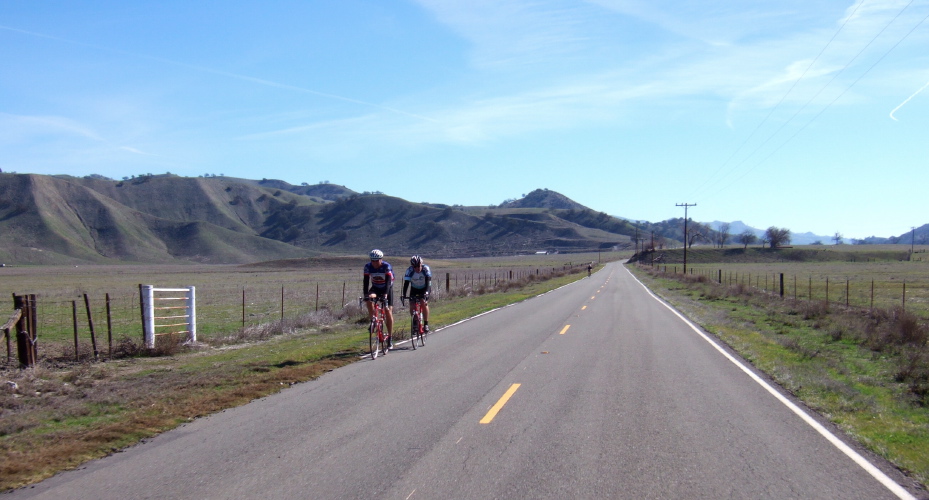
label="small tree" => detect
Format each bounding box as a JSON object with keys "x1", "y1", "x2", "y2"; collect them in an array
[
  {"x1": 737, "y1": 230, "x2": 757, "y2": 249},
  {"x1": 765, "y1": 226, "x2": 791, "y2": 248},
  {"x1": 833, "y1": 232, "x2": 843, "y2": 245},
  {"x1": 715, "y1": 223, "x2": 731, "y2": 248},
  {"x1": 687, "y1": 222, "x2": 709, "y2": 248}
]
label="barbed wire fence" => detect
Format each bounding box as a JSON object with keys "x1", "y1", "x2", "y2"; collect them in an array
[{"x1": 3, "y1": 264, "x2": 591, "y2": 366}]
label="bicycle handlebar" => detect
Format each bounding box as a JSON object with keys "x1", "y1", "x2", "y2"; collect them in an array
[{"x1": 400, "y1": 295, "x2": 428, "y2": 306}]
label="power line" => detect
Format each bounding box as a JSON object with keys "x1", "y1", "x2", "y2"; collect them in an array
[
  {"x1": 692, "y1": 0, "x2": 926, "y2": 200},
  {"x1": 718, "y1": 6, "x2": 929, "y2": 191},
  {"x1": 690, "y1": 0, "x2": 867, "y2": 199}
]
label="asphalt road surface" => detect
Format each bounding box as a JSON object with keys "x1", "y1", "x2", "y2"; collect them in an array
[{"x1": 8, "y1": 262, "x2": 922, "y2": 499}]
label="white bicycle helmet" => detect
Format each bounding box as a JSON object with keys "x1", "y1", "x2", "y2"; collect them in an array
[{"x1": 369, "y1": 248, "x2": 384, "y2": 260}]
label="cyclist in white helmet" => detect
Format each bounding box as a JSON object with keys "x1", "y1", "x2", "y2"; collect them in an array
[{"x1": 363, "y1": 249, "x2": 394, "y2": 348}]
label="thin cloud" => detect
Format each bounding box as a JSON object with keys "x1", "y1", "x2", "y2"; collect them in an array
[
  {"x1": 0, "y1": 112, "x2": 102, "y2": 142},
  {"x1": 0, "y1": 24, "x2": 437, "y2": 123}
]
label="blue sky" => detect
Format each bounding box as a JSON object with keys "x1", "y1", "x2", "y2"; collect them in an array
[{"x1": 2, "y1": 1, "x2": 927, "y2": 240}]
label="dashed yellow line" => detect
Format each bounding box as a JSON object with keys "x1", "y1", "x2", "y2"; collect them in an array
[
  {"x1": 581, "y1": 305, "x2": 587, "y2": 310},
  {"x1": 559, "y1": 325, "x2": 571, "y2": 335},
  {"x1": 480, "y1": 384, "x2": 521, "y2": 424}
]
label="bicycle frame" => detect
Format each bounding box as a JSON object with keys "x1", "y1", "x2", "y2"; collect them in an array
[
  {"x1": 403, "y1": 295, "x2": 426, "y2": 349},
  {"x1": 361, "y1": 296, "x2": 389, "y2": 359}
]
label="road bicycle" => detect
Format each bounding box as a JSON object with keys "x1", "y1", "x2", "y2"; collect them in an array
[
  {"x1": 360, "y1": 296, "x2": 389, "y2": 359},
  {"x1": 401, "y1": 295, "x2": 426, "y2": 349}
]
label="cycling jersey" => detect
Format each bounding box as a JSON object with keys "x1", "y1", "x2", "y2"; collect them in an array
[
  {"x1": 404, "y1": 264, "x2": 432, "y2": 290},
  {"x1": 364, "y1": 261, "x2": 393, "y2": 293}
]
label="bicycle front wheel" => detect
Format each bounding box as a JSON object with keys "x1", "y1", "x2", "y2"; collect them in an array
[
  {"x1": 377, "y1": 317, "x2": 388, "y2": 355},
  {"x1": 418, "y1": 310, "x2": 426, "y2": 346},
  {"x1": 411, "y1": 312, "x2": 420, "y2": 350},
  {"x1": 369, "y1": 319, "x2": 379, "y2": 359}
]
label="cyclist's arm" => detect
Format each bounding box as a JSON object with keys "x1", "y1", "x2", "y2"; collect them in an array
[
  {"x1": 402, "y1": 279, "x2": 409, "y2": 297},
  {"x1": 385, "y1": 271, "x2": 394, "y2": 291},
  {"x1": 424, "y1": 275, "x2": 431, "y2": 295},
  {"x1": 363, "y1": 275, "x2": 370, "y2": 297}
]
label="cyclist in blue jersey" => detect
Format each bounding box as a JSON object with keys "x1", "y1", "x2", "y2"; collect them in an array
[
  {"x1": 363, "y1": 249, "x2": 394, "y2": 348},
  {"x1": 402, "y1": 255, "x2": 432, "y2": 332}
]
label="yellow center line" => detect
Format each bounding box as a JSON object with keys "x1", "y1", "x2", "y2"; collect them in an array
[
  {"x1": 581, "y1": 305, "x2": 587, "y2": 310},
  {"x1": 590, "y1": 296, "x2": 596, "y2": 300},
  {"x1": 559, "y1": 324, "x2": 571, "y2": 335},
  {"x1": 480, "y1": 383, "x2": 521, "y2": 424}
]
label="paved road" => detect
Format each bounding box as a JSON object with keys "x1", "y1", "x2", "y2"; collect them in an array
[{"x1": 9, "y1": 262, "x2": 921, "y2": 499}]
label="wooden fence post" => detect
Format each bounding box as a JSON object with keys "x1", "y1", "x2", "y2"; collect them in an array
[
  {"x1": 13, "y1": 294, "x2": 37, "y2": 368},
  {"x1": 3, "y1": 297, "x2": 25, "y2": 366},
  {"x1": 72, "y1": 300, "x2": 79, "y2": 362},
  {"x1": 83, "y1": 293, "x2": 99, "y2": 360},
  {"x1": 106, "y1": 293, "x2": 113, "y2": 357}
]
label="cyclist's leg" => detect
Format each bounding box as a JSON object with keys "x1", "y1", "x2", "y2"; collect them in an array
[
  {"x1": 384, "y1": 288, "x2": 394, "y2": 340},
  {"x1": 376, "y1": 304, "x2": 388, "y2": 354},
  {"x1": 369, "y1": 308, "x2": 379, "y2": 359},
  {"x1": 409, "y1": 301, "x2": 419, "y2": 350},
  {"x1": 412, "y1": 289, "x2": 429, "y2": 332},
  {"x1": 365, "y1": 298, "x2": 376, "y2": 321}
]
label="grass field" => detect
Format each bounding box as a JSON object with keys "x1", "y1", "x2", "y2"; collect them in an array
[
  {"x1": 0, "y1": 252, "x2": 612, "y2": 361},
  {"x1": 643, "y1": 245, "x2": 929, "y2": 318}
]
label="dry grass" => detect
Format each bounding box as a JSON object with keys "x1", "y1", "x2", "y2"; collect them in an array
[{"x1": 1, "y1": 333, "x2": 361, "y2": 490}]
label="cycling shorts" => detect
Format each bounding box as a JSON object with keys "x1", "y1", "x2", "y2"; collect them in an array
[
  {"x1": 409, "y1": 287, "x2": 429, "y2": 301},
  {"x1": 370, "y1": 287, "x2": 393, "y2": 307}
]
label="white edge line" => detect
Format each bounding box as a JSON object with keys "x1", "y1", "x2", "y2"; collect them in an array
[{"x1": 624, "y1": 266, "x2": 915, "y2": 500}]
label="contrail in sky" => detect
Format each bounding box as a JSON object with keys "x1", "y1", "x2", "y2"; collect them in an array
[
  {"x1": 0, "y1": 25, "x2": 438, "y2": 123},
  {"x1": 889, "y1": 79, "x2": 929, "y2": 121}
]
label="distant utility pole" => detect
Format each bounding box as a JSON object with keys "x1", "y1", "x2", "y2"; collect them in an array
[
  {"x1": 912, "y1": 227, "x2": 916, "y2": 254},
  {"x1": 676, "y1": 203, "x2": 696, "y2": 274}
]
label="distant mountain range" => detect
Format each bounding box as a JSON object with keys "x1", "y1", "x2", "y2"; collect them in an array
[
  {"x1": 705, "y1": 221, "x2": 929, "y2": 246},
  {"x1": 0, "y1": 173, "x2": 921, "y2": 265},
  {"x1": 705, "y1": 221, "x2": 841, "y2": 246}
]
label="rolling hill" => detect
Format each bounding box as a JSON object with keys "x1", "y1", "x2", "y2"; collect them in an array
[{"x1": 0, "y1": 175, "x2": 636, "y2": 265}]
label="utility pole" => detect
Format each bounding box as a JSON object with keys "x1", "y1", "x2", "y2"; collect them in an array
[
  {"x1": 676, "y1": 203, "x2": 696, "y2": 274},
  {"x1": 912, "y1": 227, "x2": 916, "y2": 255}
]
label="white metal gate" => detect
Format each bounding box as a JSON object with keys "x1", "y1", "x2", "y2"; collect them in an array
[{"x1": 140, "y1": 285, "x2": 197, "y2": 349}]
